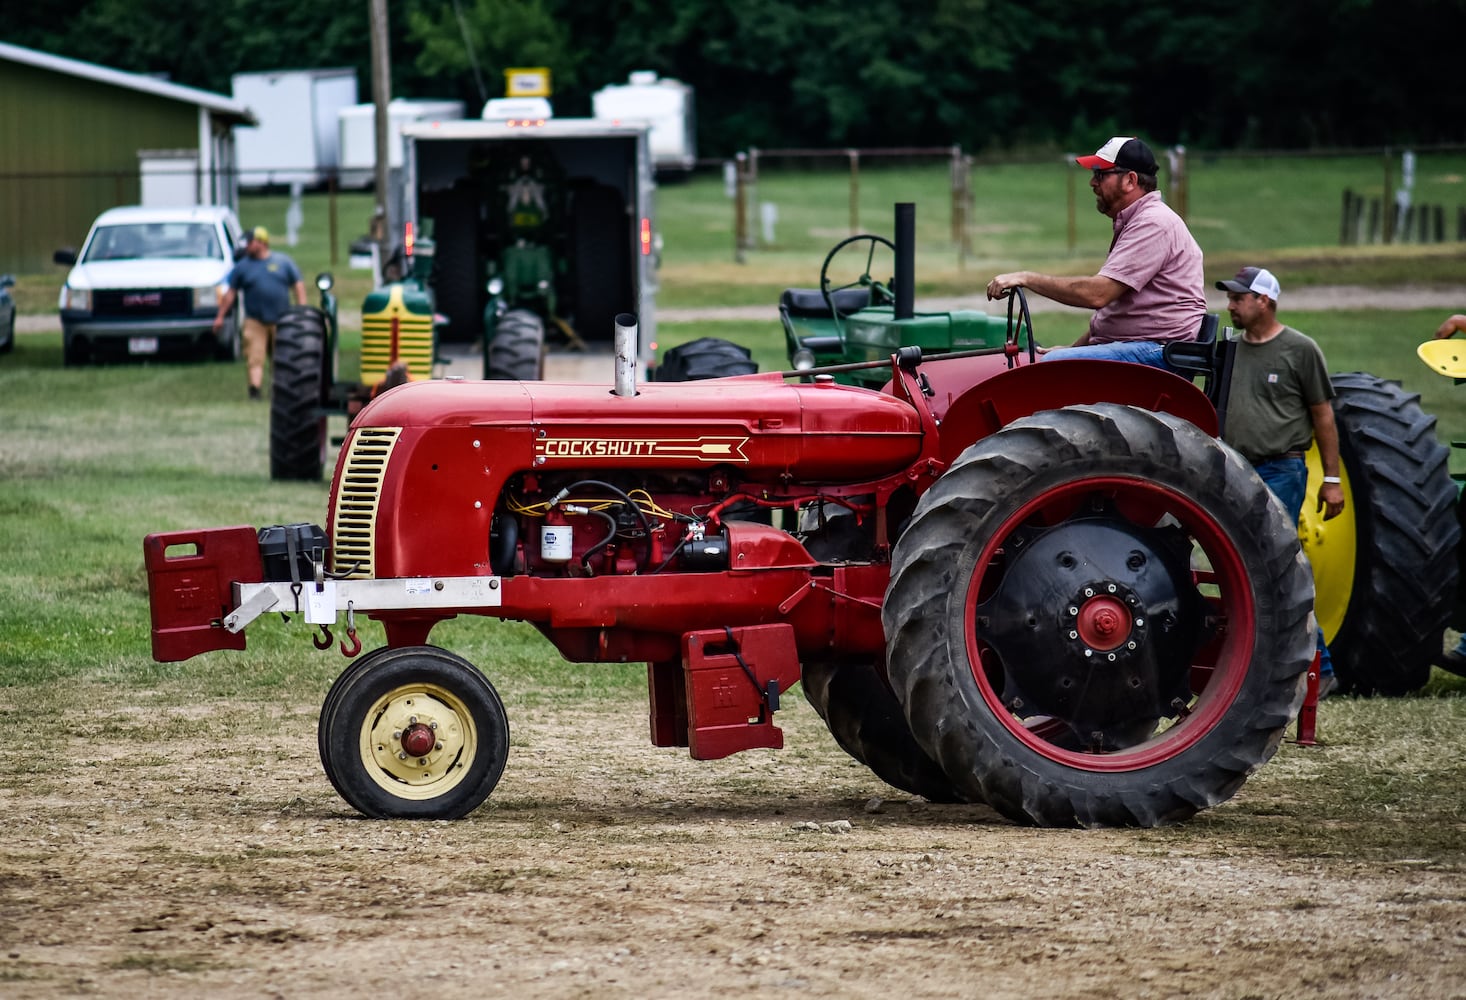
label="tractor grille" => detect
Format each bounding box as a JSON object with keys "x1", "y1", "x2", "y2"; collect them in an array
[
  {"x1": 360, "y1": 288, "x2": 436, "y2": 385},
  {"x1": 330, "y1": 427, "x2": 402, "y2": 578}
]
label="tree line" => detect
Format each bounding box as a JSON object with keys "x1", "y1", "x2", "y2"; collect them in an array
[{"x1": 9, "y1": 0, "x2": 1466, "y2": 158}]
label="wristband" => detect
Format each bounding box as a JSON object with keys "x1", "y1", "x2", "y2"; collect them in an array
[{"x1": 1322, "y1": 476, "x2": 1341, "y2": 484}]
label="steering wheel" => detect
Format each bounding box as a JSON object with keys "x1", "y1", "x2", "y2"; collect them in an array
[
  {"x1": 819, "y1": 234, "x2": 897, "y2": 321},
  {"x1": 1004, "y1": 287, "x2": 1037, "y2": 368}
]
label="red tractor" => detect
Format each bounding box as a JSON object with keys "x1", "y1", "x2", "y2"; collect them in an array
[{"x1": 145, "y1": 208, "x2": 1327, "y2": 828}]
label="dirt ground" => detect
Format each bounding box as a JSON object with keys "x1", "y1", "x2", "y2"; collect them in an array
[{"x1": 3, "y1": 688, "x2": 1462, "y2": 1000}]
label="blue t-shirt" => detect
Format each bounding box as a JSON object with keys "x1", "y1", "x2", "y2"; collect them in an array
[{"x1": 227, "y1": 252, "x2": 302, "y2": 324}]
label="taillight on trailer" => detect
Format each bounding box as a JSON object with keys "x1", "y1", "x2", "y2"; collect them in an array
[
  {"x1": 640, "y1": 217, "x2": 652, "y2": 255},
  {"x1": 404, "y1": 222, "x2": 414, "y2": 260}
]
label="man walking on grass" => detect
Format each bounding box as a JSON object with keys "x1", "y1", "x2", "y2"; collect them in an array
[{"x1": 213, "y1": 226, "x2": 307, "y2": 400}]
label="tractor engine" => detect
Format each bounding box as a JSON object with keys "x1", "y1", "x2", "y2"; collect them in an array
[{"x1": 327, "y1": 374, "x2": 928, "y2": 584}]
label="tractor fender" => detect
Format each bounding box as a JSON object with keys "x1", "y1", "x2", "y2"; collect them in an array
[{"x1": 927, "y1": 356, "x2": 1219, "y2": 466}]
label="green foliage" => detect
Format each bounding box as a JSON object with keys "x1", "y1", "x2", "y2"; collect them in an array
[
  {"x1": 408, "y1": 0, "x2": 577, "y2": 105},
  {"x1": 9, "y1": 1, "x2": 1466, "y2": 156}
]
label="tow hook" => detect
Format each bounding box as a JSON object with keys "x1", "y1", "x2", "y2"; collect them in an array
[{"x1": 340, "y1": 602, "x2": 362, "y2": 658}]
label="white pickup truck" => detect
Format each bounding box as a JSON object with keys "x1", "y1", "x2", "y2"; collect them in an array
[{"x1": 53, "y1": 204, "x2": 246, "y2": 367}]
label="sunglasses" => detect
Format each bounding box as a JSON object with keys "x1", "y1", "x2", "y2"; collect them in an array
[{"x1": 1091, "y1": 167, "x2": 1130, "y2": 180}]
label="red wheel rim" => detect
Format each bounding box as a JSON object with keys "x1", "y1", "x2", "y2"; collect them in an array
[{"x1": 963, "y1": 475, "x2": 1254, "y2": 771}]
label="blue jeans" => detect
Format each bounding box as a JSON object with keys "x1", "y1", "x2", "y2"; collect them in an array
[
  {"x1": 1040, "y1": 340, "x2": 1171, "y2": 371},
  {"x1": 1253, "y1": 456, "x2": 1335, "y2": 676}
]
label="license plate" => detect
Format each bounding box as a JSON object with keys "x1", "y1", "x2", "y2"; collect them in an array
[{"x1": 128, "y1": 337, "x2": 159, "y2": 355}]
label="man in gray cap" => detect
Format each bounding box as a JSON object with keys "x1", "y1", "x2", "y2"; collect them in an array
[
  {"x1": 1218, "y1": 265, "x2": 1343, "y2": 695},
  {"x1": 986, "y1": 136, "x2": 1205, "y2": 369}
]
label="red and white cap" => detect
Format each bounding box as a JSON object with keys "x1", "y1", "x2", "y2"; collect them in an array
[{"x1": 1075, "y1": 137, "x2": 1159, "y2": 175}]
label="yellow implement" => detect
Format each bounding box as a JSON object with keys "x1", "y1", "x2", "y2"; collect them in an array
[{"x1": 1417, "y1": 338, "x2": 1466, "y2": 379}]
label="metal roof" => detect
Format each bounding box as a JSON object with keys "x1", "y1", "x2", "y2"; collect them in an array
[{"x1": 0, "y1": 41, "x2": 256, "y2": 126}]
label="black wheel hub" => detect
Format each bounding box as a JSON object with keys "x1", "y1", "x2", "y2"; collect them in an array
[{"x1": 974, "y1": 515, "x2": 1203, "y2": 747}]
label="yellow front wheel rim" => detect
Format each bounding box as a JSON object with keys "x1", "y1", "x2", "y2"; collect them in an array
[{"x1": 358, "y1": 684, "x2": 476, "y2": 800}]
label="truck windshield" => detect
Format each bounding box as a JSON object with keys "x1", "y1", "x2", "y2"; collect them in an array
[{"x1": 83, "y1": 223, "x2": 222, "y2": 262}]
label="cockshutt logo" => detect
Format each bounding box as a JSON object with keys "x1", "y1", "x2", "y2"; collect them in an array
[{"x1": 535, "y1": 436, "x2": 749, "y2": 463}]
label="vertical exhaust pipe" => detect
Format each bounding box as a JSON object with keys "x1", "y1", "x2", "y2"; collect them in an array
[
  {"x1": 894, "y1": 202, "x2": 915, "y2": 321},
  {"x1": 614, "y1": 313, "x2": 638, "y2": 397}
]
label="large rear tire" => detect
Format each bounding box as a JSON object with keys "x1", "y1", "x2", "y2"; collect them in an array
[
  {"x1": 800, "y1": 658, "x2": 968, "y2": 803},
  {"x1": 1304, "y1": 372, "x2": 1459, "y2": 695},
  {"x1": 319, "y1": 645, "x2": 510, "y2": 819},
  {"x1": 486, "y1": 308, "x2": 546, "y2": 380},
  {"x1": 884, "y1": 404, "x2": 1314, "y2": 828},
  {"x1": 269, "y1": 307, "x2": 328, "y2": 482},
  {"x1": 655, "y1": 337, "x2": 757, "y2": 381}
]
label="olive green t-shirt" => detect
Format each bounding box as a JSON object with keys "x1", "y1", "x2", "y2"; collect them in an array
[{"x1": 1222, "y1": 325, "x2": 1334, "y2": 464}]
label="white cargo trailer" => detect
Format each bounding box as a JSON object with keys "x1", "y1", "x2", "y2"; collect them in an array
[
  {"x1": 231, "y1": 68, "x2": 358, "y2": 188},
  {"x1": 338, "y1": 99, "x2": 466, "y2": 189},
  {"x1": 390, "y1": 116, "x2": 660, "y2": 361},
  {"x1": 591, "y1": 71, "x2": 696, "y2": 177}
]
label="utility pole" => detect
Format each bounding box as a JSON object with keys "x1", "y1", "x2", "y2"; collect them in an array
[{"x1": 369, "y1": 0, "x2": 393, "y2": 267}]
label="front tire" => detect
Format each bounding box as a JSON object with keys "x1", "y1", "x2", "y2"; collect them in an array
[
  {"x1": 884, "y1": 404, "x2": 1314, "y2": 828},
  {"x1": 319, "y1": 645, "x2": 510, "y2": 819},
  {"x1": 1304, "y1": 372, "x2": 1459, "y2": 695},
  {"x1": 486, "y1": 308, "x2": 546, "y2": 380},
  {"x1": 269, "y1": 307, "x2": 328, "y2": 481}
]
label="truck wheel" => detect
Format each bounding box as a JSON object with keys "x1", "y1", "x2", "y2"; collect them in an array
[
  {"x1": 319, "y1": 645, "x2": 510, "y2": 819},
  {"x1": 269, "y1": 307, "x2": 328, "y2": 481},
  {"x1": 1304, "y1": 372, "x2": 1459, "y2": 695},
  {"x1": 884, "y1": 404, "x2": 1314, "y2": 828},
  {"x1": 63, "y1": 333, "x2": 88, "y2": 367},
  {"x1": 801, "y1": 658, "x2": 968, "y2": 803},
  {"x1": 654, "y1": 337, "x2": 757, "y2": 381},
  {"x1": 486, "y1": 308, "x2": 545, "y2": 380}
]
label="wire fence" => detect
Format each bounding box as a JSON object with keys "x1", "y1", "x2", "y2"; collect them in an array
[{"x1": 717, "y1": 144, "x2": 1466, "y2": 269}]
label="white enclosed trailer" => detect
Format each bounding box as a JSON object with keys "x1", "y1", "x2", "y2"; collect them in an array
[
  {"x1": 392, "y1": 116, "x2": 661, "y2": 362},
  {"x1": 231, "y1": 68, "x2": 358, "y2": 188},
  {"x1": 591, "y1": 71, "x2": 696, "y2": 177},
  {"x1": 337, "y1": 99, "x2": 466, "y2": 190}
]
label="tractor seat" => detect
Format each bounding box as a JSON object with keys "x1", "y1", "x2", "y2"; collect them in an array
[
  {"x1": 780, "y1": 287, "x2": 872, "y2": 319},
  {"x1": 1161, "y1": 313, "x2": 1221, "y2": 378}
]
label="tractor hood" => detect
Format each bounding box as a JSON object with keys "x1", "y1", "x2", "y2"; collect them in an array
[{"x1": 350, "y1": 372, "x2": 925, "y2": 484}]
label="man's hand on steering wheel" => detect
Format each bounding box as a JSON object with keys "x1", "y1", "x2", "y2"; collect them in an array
[{"x1": 987, "y1": 271, "x2": 1029, "y2": 300}]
